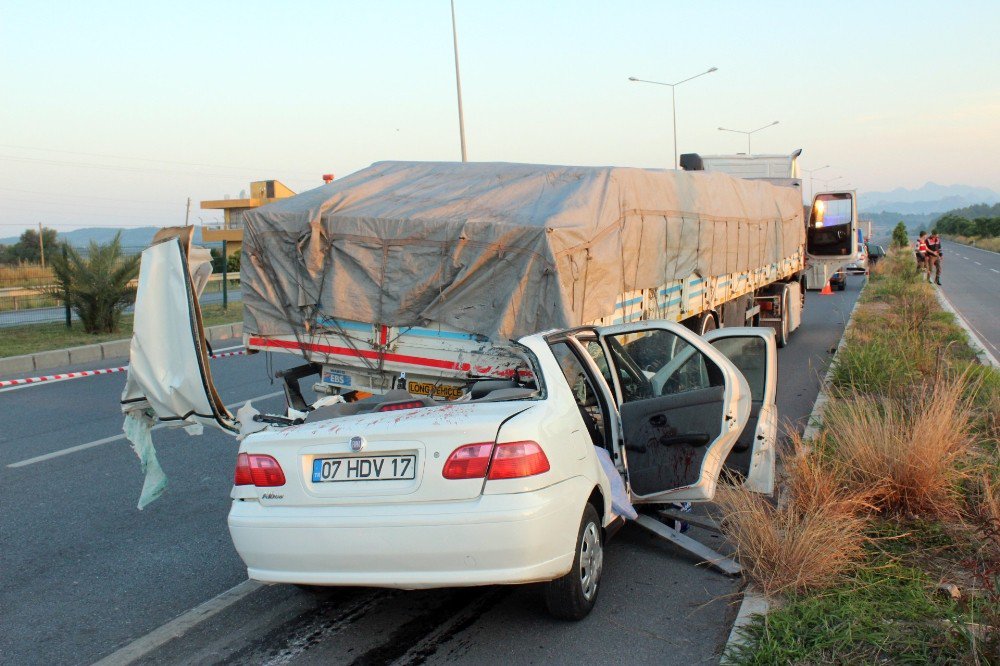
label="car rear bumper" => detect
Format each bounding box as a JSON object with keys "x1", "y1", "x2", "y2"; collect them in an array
[{"x1": 228, "y1": 476, "x2": 590, "y2": 589}]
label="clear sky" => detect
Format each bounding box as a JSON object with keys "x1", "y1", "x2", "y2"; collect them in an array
[{"x1": 1, "y1": 0, "x2": 998, "y2": 236}]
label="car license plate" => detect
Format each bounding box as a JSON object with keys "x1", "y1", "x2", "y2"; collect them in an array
[{"x1": 312, "y1": 455, "x2": 416, "y2": 482}]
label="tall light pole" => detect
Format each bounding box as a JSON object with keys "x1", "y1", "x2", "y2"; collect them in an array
[
  {"x1": 450, "y1": 0, "x2": 468, "y2": 162},
  {"x1": 814, "y1": 175, "x2": 845, "y2": 195},
  {"x1": 628, "y1": 67, "x2": 718, "y2": 169},
  {"x1": 717, "y1": 121, "x2": 779, "y2": 155},
  {"x1": 802, "y1": 164, "x2": 830, "y2": 201}
]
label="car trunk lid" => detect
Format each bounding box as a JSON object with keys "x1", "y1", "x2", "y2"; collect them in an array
[{"x1": 237, "y1": 401, "x2": 534, "y2": 506}]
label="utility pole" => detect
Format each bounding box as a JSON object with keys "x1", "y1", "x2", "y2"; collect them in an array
[
  {"x1": 450, "y1": 0, "x2": 468, "y2": 162},
  {"x1": 185, "y1": 197, "x2": 191, "y2": 226},
  {"x1": 38, "y1": 222, "x2": 46, "y2": 269},
  {"x1": 63, "y1": 245, "x2": 71, "y2": 329}
]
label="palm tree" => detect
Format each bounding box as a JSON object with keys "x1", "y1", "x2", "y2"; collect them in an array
[{"x1": 49, "y1": 233, "x2": 141, "y2": 334}]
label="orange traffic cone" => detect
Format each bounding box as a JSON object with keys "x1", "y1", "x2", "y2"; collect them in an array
[{"x1": 820, "y1": 282, "x2": 833, "y2": 295}]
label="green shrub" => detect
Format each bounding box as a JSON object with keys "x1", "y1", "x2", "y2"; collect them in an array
[{"x1": 49, "y1": 233, "x2": 140, "y2": 334}]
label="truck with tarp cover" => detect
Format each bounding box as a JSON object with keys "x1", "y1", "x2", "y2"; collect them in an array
[{"x1": 216, "y1": 160, "x2": 853, "y2": 406}]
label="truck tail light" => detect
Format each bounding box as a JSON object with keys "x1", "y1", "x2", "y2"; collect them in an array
[
  {"x1": 234, "y1": 453, "x2": 286, "y2": 487},
  {"x1": 442, "y1": 441, "x2": 550, "y2": 480},
  {"x1": 487, "y1": 441, "x2": 550, "y2": 479},
  {"x1": 442, "y1": 443, "x2": 494, "y2": 479}
]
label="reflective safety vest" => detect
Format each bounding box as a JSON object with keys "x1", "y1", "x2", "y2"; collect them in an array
[{"x1": 916, "y1": 239, "x2": 928, "y2": 253}]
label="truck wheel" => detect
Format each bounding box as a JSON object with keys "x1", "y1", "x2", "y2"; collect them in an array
[
  {"x1": 699, "y1": 312, "x2": 717, "y2": 335},
  {"x1": 776, "y1": 286, "x2": 790, "y2": 348},
  {"x1": 545, "y1": 504, "x2": 603, "y2": 621}
]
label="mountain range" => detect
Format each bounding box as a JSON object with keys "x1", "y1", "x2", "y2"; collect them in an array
[
  {"x1": 1, "y1": 226, "x2": 163, "y2": 249},
  {"x1": 860, "y1": 183, "x2": 1000, "y2": 215}
]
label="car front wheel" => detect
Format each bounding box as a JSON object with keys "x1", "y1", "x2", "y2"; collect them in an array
[{"x1": 544, "y1": 503, "x2": 603, "y2": 620}]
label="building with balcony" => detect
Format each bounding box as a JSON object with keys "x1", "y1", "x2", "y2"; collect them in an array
[{"x1": 200, "y1": 180, "x2": 296, "y2": 248}]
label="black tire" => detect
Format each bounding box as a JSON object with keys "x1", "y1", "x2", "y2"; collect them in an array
[
  {"x1": 837, "y1": 281, "x2": 846, "y2": 292},
  {"x1": 544, "y1": 504, "x2": 603, "y2": 621},
  {"x1": 699, "y1": 312, "x2": 718, "y2": 335},
  {"x1": 775, "y1": 286, "x2": 790, "y2": 348}
]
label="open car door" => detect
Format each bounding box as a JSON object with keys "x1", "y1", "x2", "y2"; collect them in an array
[
  {"x1": 120, "y1": 230, "x2": 237, "y2": 434},
  {"x1": 704, "y1": 327, "x2": 777, "y2": 495},
  {"x1": 595, "y1": 321, "x2": 751, "y2": 503},
  {"x1": 807, "y1": 190, "x2": 858, "y2": 262}
]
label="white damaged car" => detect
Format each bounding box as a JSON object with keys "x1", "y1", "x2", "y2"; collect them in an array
[{"x1": 124, "y1": 236, "x2": 777, "y2": 620}]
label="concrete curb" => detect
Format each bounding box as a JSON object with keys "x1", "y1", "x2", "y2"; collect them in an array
[
  {"x1": 722, "y1": 289, "x2": 865, "y2": 660},
  {"x1": 724, "y1": 585, "x2": 768, "y2": 659},
  {"x1": 933, "y1": 287, "x2": 999, "y2": 368},
  {"x1": 0, "y1": 322, "x2": 243, "y2": 378}
]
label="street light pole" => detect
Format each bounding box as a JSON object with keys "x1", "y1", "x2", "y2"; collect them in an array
[
  {"x1": 717, "y1": 121, "x2": 779, "y2": 156},
  {"x1": 671, "y1": 85, "x2": 677, "y2": 171},
  {"x1": 628, "y1": 67, "x2": 718, "y2": 169},
  {"x1": 450, "y1": 0, "x2": 467, "y2": 162},
  {"x1": 813, "y1": 175, "x2": 845, "y2": 196},
  {"x1": 802, "y1": 164, "x2": 830, "y2": 202}
]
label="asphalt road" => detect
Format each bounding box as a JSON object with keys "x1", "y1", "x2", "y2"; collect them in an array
[
  {"x1": 0, "y1": 279, "x2": 861, "y2": 666},
  {"x1": 0, "y1": 289, "x2": 243, "y2": 328},
  {"x1": 937, "y1": 240, "x2": 1000, "y2": 360}
]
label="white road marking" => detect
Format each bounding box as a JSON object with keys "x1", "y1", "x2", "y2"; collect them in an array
[
  {"x1": 974, "y1": 261, "x2": 982, "y2": 265},
  {"x1": 92, "y1": 579, "x2": 263, "y2": 666},
  {"x1": 6, "y1": 390, "x2": 284, "y2": 468},
  {"x1": 991, "y1": 269, "x2": 999, "y2": 274},
  {"x1": 934, "y1": 288, "x2": 1000, "y2": 367}
]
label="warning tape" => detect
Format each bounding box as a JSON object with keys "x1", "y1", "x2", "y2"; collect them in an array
[
  {"x1": 0, "y1": 365, "x2": 129, "y2": 389},
  {"x1": 0, "y1": 349, "x2": 246, "y2": 390}
]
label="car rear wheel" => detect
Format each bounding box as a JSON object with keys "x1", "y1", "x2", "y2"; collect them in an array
[{"x1": 544, "y1": 503, "x2": 603, "y2": 621}]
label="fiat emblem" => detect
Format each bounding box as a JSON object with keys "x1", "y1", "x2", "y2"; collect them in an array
[{"x1": 350, "y1": 436, "x2": 366, "y2": 452}]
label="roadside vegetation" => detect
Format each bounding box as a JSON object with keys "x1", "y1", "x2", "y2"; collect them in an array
[
  {"x1": 936, "y1": 206, "x2": 1000, "y2": 253},
  {"x1": 49, "y1": 234, "x2": 141, "y2": 333},
  {"x1": 0, "y1": 302, "x2": 243, "y2": 358},
  {"x1": 720, "y1": 251, "x2": 1000, "y2": 664}
]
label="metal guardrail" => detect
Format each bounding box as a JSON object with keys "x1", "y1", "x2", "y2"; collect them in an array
[
  {"x1": 0, "y1": 273, "x2": 240, "y2": 326},
  {"x1": 0, "y1": 273, "x2": 236, "y2": 303}
]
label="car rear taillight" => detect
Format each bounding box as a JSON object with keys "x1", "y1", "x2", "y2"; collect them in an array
[
  {"x1": 487, "y1": 441, "x2": 550, "y2": 479},
  {"x1": 234, "y1": 453, "x2": 286, "y2": 487},
  {"x1": 442, "y1": 443, "x2": 494, "y2": 479},
  {"x1": 378, "y1": 400, "x2": 426, "y2": 412},
  {"x1": 442, "y1": 441, "x2": 550, "y2": 480}
]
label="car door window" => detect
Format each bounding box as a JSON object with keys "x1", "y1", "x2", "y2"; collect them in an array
[
  {"x1": 706, "y1": 332, "x2": 775, "y2": 487},
  {"x1": 583, "y1": 339, "x2": 615, "y2": 388},
  {"x1": 605, "y1": 330, "x2": 722, "y2": 402},
  {"x1": 602, "y1": 328, "x2": 728, "y2": 498},
  {"x1": 548, "y1": 342, "x2": 607, "y2": 448},
  {"x1": 710, "y1": 337, "x2": 766, "y2": 402}
]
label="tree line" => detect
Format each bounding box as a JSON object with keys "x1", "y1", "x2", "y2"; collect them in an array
[
  {"x1": 0, "y1": 227, "x2": 59, "y2": 264},
  {"x1": 932, "y1": 201, "x2": 1000, "y2": 239},
  {"x1": 934, "y1": 214, "x2": 1000, "y2": 239}
]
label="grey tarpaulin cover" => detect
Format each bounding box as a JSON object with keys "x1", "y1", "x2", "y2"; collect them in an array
[{"x1": 241, "y1": 161, "x2": 804, "y2": 340}]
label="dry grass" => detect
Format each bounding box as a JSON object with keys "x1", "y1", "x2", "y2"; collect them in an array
[
  {"x1": 715, "y1": 481, "x2": 869, "y2": 597},
  {"x1": 982, "y1": 478, "x2": 1000, "y2": 538},
  {"x1": 0, "y1": 263, "x2": 54, "y2": 286},
  {"x1": 822, "y1": 372, "x2": 978, "y2": 519},
  {"x1": 947, "y1": 235, "x2": 1000, "y2": 253},
  {"x1": 783, "y1": 432, "x2": 873, "y2": 519}
]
